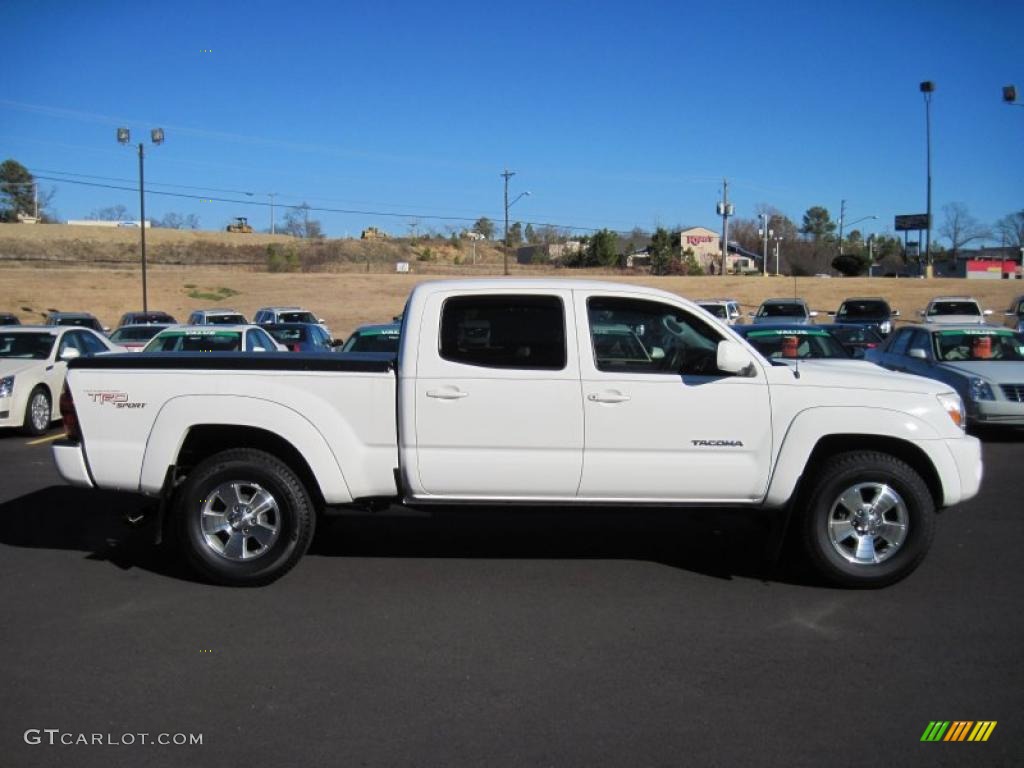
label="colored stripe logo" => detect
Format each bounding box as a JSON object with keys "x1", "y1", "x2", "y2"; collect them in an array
[{"x1": 921, "y1": 721, "x2": 997, "y2": 742}]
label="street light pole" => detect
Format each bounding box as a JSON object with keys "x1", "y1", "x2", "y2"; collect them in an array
[
  {"x1": 501, "y1": 168, "x2": 515, "y2": 276},
  {"x1": 716, "y1": 178, "x2": 733, "y2": 277},
  {"x1": 773, "y1": 235, "x2": 783, "y2": 276},
  {"x1": 920, "y1": 81, "x2": 935, "y2": 277},
  {"x1": 118, "y1": 127, "x2": 163, "y2": 313},
  {"x1": 758, "y1": 213, "x2": 771, "y2": 276},
  {"x1": 269, "y1": 193, "x2": 277, "y2": 234}
]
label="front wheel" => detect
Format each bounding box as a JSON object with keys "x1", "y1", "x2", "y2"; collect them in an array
[
  {"x1": 175, "y1": 448, "x2": 315, "y2": 586},
  {"x1": 799, "y1": 451, "x2": 935, "y2": 588},
  {"x1": 22, "y1": 386, "x2": 52, "y2": 436}
]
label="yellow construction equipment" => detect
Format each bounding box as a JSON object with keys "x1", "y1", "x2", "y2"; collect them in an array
[{"x1": 226, "y1": 217, "x2": 253, "y2": 233}]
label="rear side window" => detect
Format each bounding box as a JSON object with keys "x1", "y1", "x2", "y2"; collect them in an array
[{"x1": 440, "y1": 295, "x2": 565, "y2": 370}]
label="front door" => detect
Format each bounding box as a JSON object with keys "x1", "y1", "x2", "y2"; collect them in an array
[{"x1": 576, "y1": 292, "x2": 772, "y2": 502}]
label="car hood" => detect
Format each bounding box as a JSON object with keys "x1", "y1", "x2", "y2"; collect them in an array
[
  {"x1": 925, "y1": 316, "x2": 985, "y2": 325},
  {"x1": 771, "y1": 359, "x2": 952, "y2": 394},
  {"x1": 0, "y1": 358, "x2": 48, "y2": 378},
  {"x1": 939, "y1": 361, "x2": 1024, "y2": 382}
]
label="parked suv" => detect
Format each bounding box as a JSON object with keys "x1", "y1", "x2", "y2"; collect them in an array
[
  {"x1": 186, "y1": 309, "x2": 248, "y2": 325},
  {"x1": 828, "y1": 297, "x2": 898, "y2": 336},
  {"x1": 45, "y1": 312, "x2": 108, "y2": 334},
  {"x1": 253, "y1": 306, "x2": 323, "y2": 325}
]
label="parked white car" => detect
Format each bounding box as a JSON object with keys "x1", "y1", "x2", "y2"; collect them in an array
[
  {"x1": 696, "y1": 298, "x2": 743, "y2": 325},
  {"x1": 143, "y1": 325, "x2": 287, "y2": 353},
  {"x1": 0, "y1": 325, "x2": 123, "y2": 435},
  {"x1": 919, "y1": 296, "x2": 992, "y2": 325}
]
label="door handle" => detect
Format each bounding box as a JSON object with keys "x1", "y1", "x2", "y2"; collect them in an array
[
  {"x1": 587, "y1": 392, "x2": 631, "y2": 404},
  {"x1": 426, "y1": 389, "x2": 469, "y2": 400}
]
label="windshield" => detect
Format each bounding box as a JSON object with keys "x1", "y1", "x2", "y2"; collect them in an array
[
  {"x1": 932, "y1": 330, "x2": 1024, "y2": 362},
  {"x1": 758, "y1": 303, "x2": 806, "y2": 318},
  {"x1": 145, "y1": 331, "x2": 243, "y2": 352},
  {"x1": 829, "y1": 326, "x2": 883, "y2": 345},
  {"x1": 342, "y1": 330, "x2": 400, "y2": 353},
  {"x1": 267, "y1": 327, "x2": 308, "y2": 343},
  {"x1": 0, "y1": 332, "x2": 56, "y2": 359},
  {"x1": 699, "y1": 304, "x2": 728, "y2": 319},
  {"x1": 277, "y1": 311, "x2": 317, "y2": 324},
  {"x1": 110, "y1": 326, "x2": 167, "y2": 342},
  {"x1": 206, "y1": 314, "x2": 246, "y2": 325},
  {"x1": 743, "y1": 329, "x2": 850, "y2": 359},
  {"x1": 929, "y1": 301, "x2": 980, "y2": 317},
  {"x1": 837, "y1": 301, "x2": 888, "y2": 319},
  {"x1": 54, "y1": 316, "x2": 101, "y2": 330}
]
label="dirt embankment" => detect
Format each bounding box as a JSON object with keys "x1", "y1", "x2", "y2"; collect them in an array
[{"x1": 0, "y1": 223, "x2": 504, "y2": 270}]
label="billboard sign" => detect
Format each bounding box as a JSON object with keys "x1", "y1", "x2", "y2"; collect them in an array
[{"x1": 895, "y1": 214, "x2": 930, "y2": 231}]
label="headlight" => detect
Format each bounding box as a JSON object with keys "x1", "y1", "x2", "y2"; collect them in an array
[
  {"x1": 968, "y1": 377, "x2": 994, "y2": 401},
  {"x1": 879, "y1": 321, "x2": 892, "y2": 335},
  {"x1": 0, "y1": 375, "x2": 13, "y2": 398},
  {"x1": 936, "y1": 392, "x2": 965, "y2": 430}
]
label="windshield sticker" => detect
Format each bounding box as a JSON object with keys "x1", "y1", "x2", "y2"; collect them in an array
[
  {"x1": 748, "y1": 329, "x2": 829, "y2": 337},
  {"x1": 936, "y1": 329, "x2": 1012, "y2": 337}
]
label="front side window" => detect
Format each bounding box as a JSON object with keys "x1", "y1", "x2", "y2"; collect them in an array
[
  {"x1": 887, "y1": 329, "x2": 913, "y2": 356},
  {"x1": 440, "y1": 295, "x2": 565, "y2": 370},
  {"x1": 588, "y1": 297, "x2": 723, "y2": 375},
  {"x1": 0, "y1": 332, "x2": 55, "y2": 360},
  {"x1": 78, "y1": 332, "x2": 109, "y2": 356}
]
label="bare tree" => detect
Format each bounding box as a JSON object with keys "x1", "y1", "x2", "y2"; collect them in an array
[
  {"x1": 994, "y1": 209, "x2": 1024, "y2": 247},
  {"x1": 89, "y1": 204, "x2": 128, "y2": 221},
  {"x1": 281, "y1": 203, "x2": 323, "y2": 239},
  {"x1": 939, "y1": 203, "x2": 989, "y2": 257}
]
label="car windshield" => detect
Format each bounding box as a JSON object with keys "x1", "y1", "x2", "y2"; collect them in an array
[
  {"x1": 206, "y1": 314, "x2": 246, "y2": 324},
  {"x1": 267, "y1": 327, "x2": 308, "y2": 343},
  {"x1": 837, "y1": 301, "x2": 888, "y2": 319},
  {"x1": 55, "y1": 316, "x2": 99, "y2": 329},
  {"x1": 699, "y1": 304, "x2": 728, "y2": 319},
  {"x1": 0, "y1": 332, "x2": 56, "y2": 359},
  {"x1": 110, "y1": 326, "x2": 166, "y2": 342},
  {"x1": 829, "y1": 326, "x2": 882, "y2": 345},
  {"x1": 929, "y1": 302, "x2": 980, "y2": 316},
  {"x1": 278, "y1": 311, "x2": 317, "y2": 324},
  {"x1": 758, "y1": 303, "x2": 805, "y2": 317},
  {"x1": 932, "y1": 330, "x2": 1024, "y2": 362},
  {"x1": 145, "y1": 332, "x2": 243, "y2": 352},
  {"x1": 743, "y1": 329, "x2": 850, "y2": 359},
  {"x1": 342, "y1": 330, "x2": 400, "y2": 353}
]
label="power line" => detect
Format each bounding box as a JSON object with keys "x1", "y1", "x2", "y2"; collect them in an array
[{"x1": 33, "y1": 174, "x2": 622, "y2": 234}]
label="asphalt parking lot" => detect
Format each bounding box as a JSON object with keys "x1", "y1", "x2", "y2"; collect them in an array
[{"x1": 1, "y1": 428, "x2": 1022, "y2": 768}]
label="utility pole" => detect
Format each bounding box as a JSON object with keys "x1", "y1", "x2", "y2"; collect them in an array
[
  {"x1": 716, "y1": 178, "x2": 733, "y2": 276},
  {"x1": 758, "y1": 213, "x2": 771, "y2": 276},
  {"x1": 501, "y1": 168, "x2": 515, "y2": 276},
  {"x1": 269, "y1": 193, "x2": 277, "y2": 234},
  {"x1": 837, "y1": 199, "x2": 847, "y2": 257},
  {"x1": 138, "y1": 142, "x2": 148, "y2": 312}
]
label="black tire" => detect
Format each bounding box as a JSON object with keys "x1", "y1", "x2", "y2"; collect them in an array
[
  {"x1": 175, "y1": 448, "x2": 315, "y2": 586},
  {"x1": 799, "y1": 451, "x2": 935, "y2": 588},
  {"x1": 21, "y1": 386, "x2": 51, "y2": 436}
]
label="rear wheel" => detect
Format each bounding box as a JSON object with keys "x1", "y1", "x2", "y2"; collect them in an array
[
  {"x1": 799, "y1": 451, "x2": 935, "y2": 588},
  {"x1": 22, "y1": 387, "x2": 51, "y2": 436},
  {"x1": 175, "y1": 448, "x2": 315, "y2": 586}
]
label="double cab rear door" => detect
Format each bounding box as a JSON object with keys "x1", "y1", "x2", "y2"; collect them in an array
[{"x1": 403, "y1": 286, "x2": 772, "y2": 504}]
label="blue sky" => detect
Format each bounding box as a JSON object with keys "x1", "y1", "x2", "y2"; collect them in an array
[{"x1": 3, "y1": 0, "x2": 1022, "y2": 241}]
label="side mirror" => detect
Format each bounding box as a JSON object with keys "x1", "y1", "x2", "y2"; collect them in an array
[
  {"x1": 827, "y1": 311, "x2": 836, "y2": 317},
  {"x1": 649, "y1": 346, "x2": 665, "y2": 361},
  {"x1": 717, "y1": 340, "x2": 756, "y2": 376},
  {"x1": 318, "y1": 318, "x2": 326, "y2": 324},
  {"x1": 983, "y1": 309, "x2": 993, "y2": 316},
  {"x1": 809, "y1": 311, "x2": 819, "y2": 318},
  {"x1": 908, "y1": 348, "x2": 928, "y2": 361},
  {"x1": 918, "y1": 309, "x2": 926, "y2": 317},
  {"x1": 60, "y1": 347, "x2": 81, "y2": 361},
  {"x1": 892, "y1": 309, "x2": 900, "y2": 317},
  {"x1": 330, "y1": 338, "x2": 345, "y2": 348}
]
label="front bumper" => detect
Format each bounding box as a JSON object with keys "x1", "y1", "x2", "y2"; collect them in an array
[
  {"x1": 970, "y1": 400, "x2": 1024, "y2": 427},
  {"x1": 52, "y1": 440, "x2": 95, "y2": 488},
  {"x1": 943, "y1": 435, "x2": 983, "y2": 505}
]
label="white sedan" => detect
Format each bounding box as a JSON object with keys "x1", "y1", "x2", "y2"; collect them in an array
[
  {"x1": 0, "y1": 325, "x2": 124, "y2": 435},
  {"x1": 142, "y1": 325, "x2": 287, "y2": 353}
]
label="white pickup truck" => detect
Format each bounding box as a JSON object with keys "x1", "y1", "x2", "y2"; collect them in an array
[{"x1": 53, "y1": 279, "x2": 982, "y2": 587}]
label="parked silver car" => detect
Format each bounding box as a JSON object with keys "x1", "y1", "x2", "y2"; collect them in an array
[{"x1": 866, "y1": 324, "x2": 1024, "y2": 427}]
